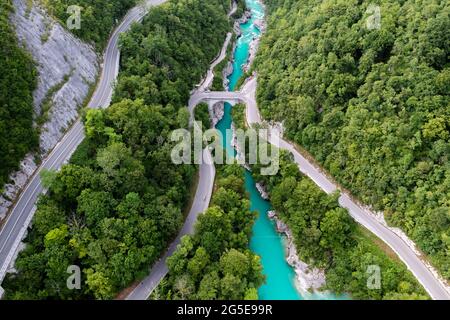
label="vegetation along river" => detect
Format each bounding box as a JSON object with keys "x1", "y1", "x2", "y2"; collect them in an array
[{"x1": 215, "y1": 0, "x2": 346, "y2": 300}]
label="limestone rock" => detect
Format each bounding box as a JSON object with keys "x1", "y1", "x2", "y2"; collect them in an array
[
  {"x1": 256, "y1": 182, "x2": 269, "y2": 200},
  {"x1": 222, "y1": 60, "x2": 234, "y2": 90},
  {"x1": 0, "y1": 0, "x2": 99, "y2": 222},
  {"x1": 268, "y1": 210, "x2": 327, "y2": 294}
]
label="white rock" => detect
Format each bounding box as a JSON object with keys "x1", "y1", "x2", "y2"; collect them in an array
[
  {"x1": 222, "y1": 61, "x2": 234, "y2": 90},
  {"x1": 256, "y1": 182, "x2": 269, "y2": 200},
  {"x1": 230, "y1": 122, "x2": 251, "y2": 170},
  {"x1": 208, "y1": 101, "x2": 225, "y2": 128},
  {"x1": 268, "y1": 210, "x2": 327, "y2": 294},
  {"x1": 267, "y1": 210, "x2": 276, "y2": 219},
  {"x1": 0, "y1": 0, "x2": 99, "y2": 222}
]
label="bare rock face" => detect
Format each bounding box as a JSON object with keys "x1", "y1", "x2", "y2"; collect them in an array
[
  {"x1": 230, "y1": 122, "x2": 251, "y2": 171},
  {"x1": 223, "y1": 61, "x2": 234, "y2": 90},
  {"x1": 256, "y1": 182, "x2": 269, "y2": 200},
  {"x1": 0, "y1": 0, "x2": 99, "y2": 221},
  {"x1": 11, "y1": 0, "x2": 99, "y2": 152}
]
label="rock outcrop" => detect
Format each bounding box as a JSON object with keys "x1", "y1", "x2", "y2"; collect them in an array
[
  {"x1": 254, "y1": 18, "x2": 266, "y2": 32},
  {"x1": 208, "y1": 101, "x2": 225, "y2": 128},
  {"x1": 271, "y1": 210, "x2": 327, "y2": 294},
  {"x1": 230, "y1": 122, "x2": 251, "y2": 171},
  {"x1": 233, "y1": 10, "x2": 251, "y2": 36},
  {"x1": 256, "y1": 183, "x2": 269, "y2": 200},
  {"x1": 222, "y1": 60, "x2": 234, "y2": 90},
  {"x1": 0, "y1": 0, "x2": 99, "y2": 221},
  {"x1": 244, "y1": 36, "x2": 259, "y2": 73}
]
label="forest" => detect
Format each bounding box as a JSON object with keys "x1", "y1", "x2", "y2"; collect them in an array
[
  {"x1": 43, "y1": 0, "x2": 137, "y2": 49},
  {"x1": 233, "y1": 104, "x2": 428, "y2": 299},
  {"x1": 113, "y1": 0, "x2": 230, "y2": 106},
  {"x1": 3, "y1": 0, "x2": 232, "y2": 299},
  {"x1": 256, "y1": 0, "x2": 450, "y2": 278},
  {"x1": 153, "y1": 164, "x2": 265, "y2": 300},
  {"x1": 0, "y1": 0, "x2": 38, "y2": 191}
]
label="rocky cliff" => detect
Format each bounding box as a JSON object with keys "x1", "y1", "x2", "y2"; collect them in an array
[{"x1": 0, "y1": 0, "x2": 99, "y2": 220}]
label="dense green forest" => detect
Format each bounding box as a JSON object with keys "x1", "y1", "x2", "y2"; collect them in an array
[
  {"x1": 256, "y1": 152, "x2": 428, "y2": 299},
  {"x1": 153, "y1": 164, "x2": 264, "y2": 300},
  {"x1": 43, "y1": 0, "x2": 137, "y2": 49},
  {"x1": 113, "y1": 0, "x2": 230, "y2": 105},
  {"x1": 0, "y1": 0, "x2": 38, "y2": 191},
  {"x1": 256, "y1": 0, "x2": 450, "y2": 278},
  {"x1": 3, "y1": 0, "x2": 231, "y2": 299},
  {"x1": 211, "y1": 35, "x2": 235, "y2": 91},
  {"x1": 233, "y1": 104, "x2": 428, "y2": 299}
]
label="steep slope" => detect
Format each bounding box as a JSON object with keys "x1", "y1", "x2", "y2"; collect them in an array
[
  {"x1": 256, "y1": 0, "x2": 449, "y2": 279},
  {"x1": 0, "y1": 0, "x2": 37, "y2": 196}
]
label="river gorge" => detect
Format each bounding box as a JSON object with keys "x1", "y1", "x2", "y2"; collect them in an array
[{"x1": 215, "y1": 0, "x2": 346, "y2": 300}]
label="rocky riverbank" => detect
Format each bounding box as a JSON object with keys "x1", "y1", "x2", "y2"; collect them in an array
[
  {"x1": 270, "y1": 211, "x2": 327, "y2": 294},
  {"x1": 244, "y1": 18, "x2": 266, "y2": 73},
  {"x1": 256, "y1": 183, "x2": 269, "y2": 200},
  {"x1": 222, "y1": 59, "x2": 234, "y2": 91},
  {"x1": 253, "y1": 181, "x2": 327, "y2": 295},
  {"x1": 230, "y1": 123, "x2": 251, "y2": 171},
  {"x1": 233, "y1": 10, "x2": 251, "y2": 36}
]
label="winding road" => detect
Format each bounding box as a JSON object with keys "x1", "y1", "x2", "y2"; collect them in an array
[
  {"x1": 0, "y1": 0, "x2": 168, "y2": 287},
  {"x1": 126, "y1": 26, "x2": 238, "y2": 302},
  {"x1": 195, "y1": 32, "x2": 233, "y2": 93},
  {"x1": 240, "y1": 76, "x2": 450, "y2": 300},
  {"x1": 1, "y1": 0, "x2": 448, "y2": 301}
]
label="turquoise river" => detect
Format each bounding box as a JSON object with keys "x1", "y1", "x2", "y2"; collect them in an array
[{"x1": 215, "y1": 0, "x2": 344, "y2": 300}]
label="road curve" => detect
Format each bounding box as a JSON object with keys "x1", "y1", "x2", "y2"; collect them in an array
[
  {"x1": 241, "y1": 76, "x2": 450, "y2": 300},
  {"x1": 0, "y1": 0, "x2": 169, "y2": 285},
  {"x1": 126, "y1": 148, "x2": 215, "y2": 300}
]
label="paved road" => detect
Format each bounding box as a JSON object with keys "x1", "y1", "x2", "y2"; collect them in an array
[
  {"x1": 0, "y1": 0, "x2": 168, "y2": 285},
  {"x1": 228, "y1": 0, "x2": 238, "y2": 18},
  {"x1": 126, "y1": 148, "x2": 215, "y2": 300},
  {"x1": 241, "y1": 76, "x2": 450, "y2": 300},
  {"x1": 135, "y1": 74, "x2": 450, "y2": 300},
  {"x1": 3, "y1": 0, "x2": 447, "y2": 301},
  {"x1": 126, "y1": 25, "x2": 237, "y2": 301}
]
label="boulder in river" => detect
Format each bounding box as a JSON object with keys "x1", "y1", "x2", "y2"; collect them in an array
[{"x1": 256, "y1": 182, "x2": 269, "y2": 200}]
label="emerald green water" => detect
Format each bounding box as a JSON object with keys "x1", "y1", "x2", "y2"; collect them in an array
[{"x1": 216, "y1": 0, "x2": 344, "y2": 300}]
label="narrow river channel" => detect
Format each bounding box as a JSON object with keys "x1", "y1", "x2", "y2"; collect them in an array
[{"x1": 215, "y1": 0, "x2": 344, "y2": 300}]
